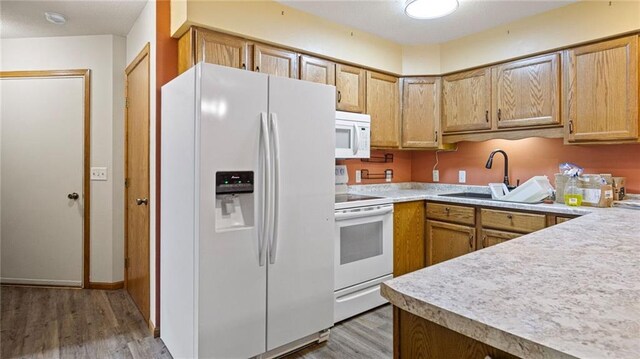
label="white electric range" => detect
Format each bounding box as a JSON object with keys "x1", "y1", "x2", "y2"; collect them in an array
[{"x1": 333, "y1": 167, "x2": 393, "y2": 323}]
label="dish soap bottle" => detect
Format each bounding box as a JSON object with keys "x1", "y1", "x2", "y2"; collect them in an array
[{"x1": 564, "y1": 175, "x2": 582, "y2": 206}]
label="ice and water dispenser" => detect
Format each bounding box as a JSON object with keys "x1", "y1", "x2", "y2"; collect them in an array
[{"x1": 215, "y1": 171, "x2": 254, "y2": 231}]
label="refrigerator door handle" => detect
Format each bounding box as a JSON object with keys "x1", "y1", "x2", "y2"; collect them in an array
[
  {"x1": 259, "y1": 112, "x2": 271, "y2": 267},
  {"x1": 268, "y1": 112, "x2": 281, "y2": 265}
]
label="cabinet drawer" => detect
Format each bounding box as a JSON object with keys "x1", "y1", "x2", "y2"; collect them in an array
[
  {"x1": 481, "y1": 209, "x2": 545, "y2": 233},
  {"x1": 426, "y1": 203, "x2": 475, "y2": 225}
]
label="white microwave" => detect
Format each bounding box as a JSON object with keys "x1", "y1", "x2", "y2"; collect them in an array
[{"x1": 335, "y1": 111, "x2": 371, "y2": 159}]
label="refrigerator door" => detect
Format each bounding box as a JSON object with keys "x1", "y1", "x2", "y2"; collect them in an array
[
  {"x1": 266, "y1": 76, "x2": 336, "y2": 351},
  {"x1": 197, "y1": 64, "x2": 269, "y2": 358}
]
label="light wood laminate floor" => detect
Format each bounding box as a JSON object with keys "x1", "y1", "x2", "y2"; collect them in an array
[{"x1": 1, "y1": 286, "x2": 392, "y2": 358}]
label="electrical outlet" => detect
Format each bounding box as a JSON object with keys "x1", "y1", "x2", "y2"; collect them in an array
[
  {"x1": 355, "y1": 170, "x2": 362, "y2": 183},
  {"x1": 91, "y1": 167, "x2": 108, "y2": 181},
  {"x1": 432, "y1": 170, "x2": 440, "y2": 182},
  {"x1": 385, "y1": 170, "x2": 392, "y2": 183},
  {"x1": 458, "y1": 170, "x2": 466, "y2": 183}
]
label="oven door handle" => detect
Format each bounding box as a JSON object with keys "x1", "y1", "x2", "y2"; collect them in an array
[{"x1": 335, "y1": 206, "x2": 393, "y2": 221}]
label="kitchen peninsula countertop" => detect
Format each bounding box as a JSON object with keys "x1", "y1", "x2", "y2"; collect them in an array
[{"x1": 365, "y1": 183, "x2": 640, "y2": 358}]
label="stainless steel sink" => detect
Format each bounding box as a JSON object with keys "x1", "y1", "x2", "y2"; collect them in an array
[{"x1": 438, "y1": 192, "x2": 494, "y2": 200}]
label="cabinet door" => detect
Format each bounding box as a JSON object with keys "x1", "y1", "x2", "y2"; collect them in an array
[
  {"x1": 480, "y1": 229, "x2": 521, "y2": 249},
  {"x1": 300, "y1": 55, "x2": 335, "y2": 85},
  {"x1": 426, "y1": 220, "x2": 475, "y2": 266},
  {"x1": 336, "y1": 64, "x2": 365, "y2": 113},
  {"x1": 402, "y1": 77, "x2": 441, "y2": 148},
  {"x1": 195, "y1": 29, "x2": 249, "y2": 70},
  {"x1": 253, "y1": 44, "x2": 298, "y2": 79},
  {"x1": 367, "y1": 71, "x2": 400, "y2": 148},
  {"x1": 493, "y1": 53, "x2": 560, "y2": 128},
  {"x1": 565, "y1": 35, "x2": 639, "y2": 142},
  {"x1": 393, "y1": 201, "x2": 426, "y2": 277},
  {"x1": 442, "y1": 68, "x2": 492, "y2": 133}
]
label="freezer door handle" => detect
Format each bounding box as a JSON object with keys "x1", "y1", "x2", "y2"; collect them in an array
[
  {"x1": 335, "y1": 206, "x2": 393, "y2": 221},
  {"x1": 259, "y1": 112, "x2": 271, "y2": 267},
  {"x1": 269, "y1": 112, "x2": 281, "y2": 265}
]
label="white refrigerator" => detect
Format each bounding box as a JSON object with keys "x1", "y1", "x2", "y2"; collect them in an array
[{"x1": 160, "y1": 63, "x2": 336, "y2": 358}]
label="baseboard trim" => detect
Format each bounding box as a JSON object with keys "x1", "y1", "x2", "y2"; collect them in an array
[
  {"x1": 88, "y1": 281, "x2": 124, "y2": 290},
  {"x1": 149, "y1": 319, "x2": 160, "y2": 337},
  {"x1": 1, "y1": 277, "x2": 82, "y2": 287}
]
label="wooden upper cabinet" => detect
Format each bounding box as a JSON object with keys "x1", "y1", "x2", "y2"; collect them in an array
[
  {"x1": 253, "y1": 43, "x2": 298, "y2": 79},
  {"x1": 564, "y1": 35, "x2": 639, "y2": 143},
  {"x1": 492, "y1": 53, "x2": 561, "y2": 129},
  {"x1": 426, "y1": 220, "x2": 475, "y2": 266},
  {"x1": 367, "y1": 71, "x2": 400, "y2": 148},
  {"x1": 442, "y1": 68, "x2": 492, "y2": 133},
  {"x1": 336, "y1": 64, "x2": 366, "y2": 113},
  {"x1": 402, "y1": 77, "x2": 441, "y2": 148},
  {"x1": 300, "y1": 55, "x2": 335, "y2": 85},
  {"x1": 194, "y1": 29, "x2": 249, "y2": 70}
]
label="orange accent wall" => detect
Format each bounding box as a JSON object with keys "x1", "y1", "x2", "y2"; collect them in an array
[
  {"x1": 337, "y1": 150, "x2": 412, "y2": 185},
  {"x1": 410, "y1": 138, "x2": 640, "y2": 193}
]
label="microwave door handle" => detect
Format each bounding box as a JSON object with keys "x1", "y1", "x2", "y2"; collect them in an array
[
  {"x1": 335, "y1": 206, "x2": 393, "y2": 221},
  {"x1": 352, "y1": 124, "x2": 359, "y2": 155},
  {"x1": 259, "y1": 112, "x2": 271, "y2": 267},
  {"x1": 269, "y1": 113, "x2": 281, "y2": 265}
]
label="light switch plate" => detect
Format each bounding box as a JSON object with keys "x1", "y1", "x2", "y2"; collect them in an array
[
  {"x1": 91, "y1": 167, "x2": 108, "y2": 181},
  {"x1": 458, "y1": 170, "x2": 466, "y2": 183},
  {"x1": 355, "y1": 170, "x2": 362, "y2": 183},
  {"x1": 432, "y1": 170, "x2": 440, "y2": 182}
]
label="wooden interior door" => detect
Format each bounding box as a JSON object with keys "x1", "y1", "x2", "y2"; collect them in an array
[
  {"x1": 493, "y1": 53, "x2": 561, "y2": 129},
  {"x1": 336, "y1": 64, "x2": 365, "y2": 113},
  {"x1": 426, "y1": 220, "x2": 475, "y2": 266},
  {"x1": 125, "y1": 45, "x2": 151, "y2": 322},
  {"x1": 402, "y1": 77, "x2": 441, "y2": 148},
  {"x1": 253, "y1": 43, "x2": 298, "y2": 78},
  {"x1": 367, "y1": 71, "x2": 400, "y2": 148},
  {"x1": 564, "y1": 35, "x2": 639, "y2": 142},
  {"x1": 442, "y1": 68, "x2": 492, "y2": 133}
]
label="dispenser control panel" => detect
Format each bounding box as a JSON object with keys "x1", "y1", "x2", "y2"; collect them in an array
[{"x1": 216, "y1": 171, "x2": 254, "y2": 194}]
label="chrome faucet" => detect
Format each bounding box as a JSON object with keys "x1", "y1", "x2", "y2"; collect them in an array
[{"x1": 485, "y1": 149, "x2": 514, "y2": 189}]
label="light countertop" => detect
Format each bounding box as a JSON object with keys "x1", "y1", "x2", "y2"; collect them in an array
[{"x1": 365, "y1": 183, "x2": 640, "y2": 358}]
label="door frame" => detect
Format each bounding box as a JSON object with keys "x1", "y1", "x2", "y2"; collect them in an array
[
  {"x1": 124, "y1": 44, "x2": 151, "y2": 317},
  {"x1": 0, "y1": 69, "x2": 91, "y2": 287}
]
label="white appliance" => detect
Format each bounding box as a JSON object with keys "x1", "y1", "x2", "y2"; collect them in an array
[
  {"x1": 161, "y1": 63, "x2": 335, "y2": 359},
  {"x1": 335, "y1": 111, "x2": 370, "y2": 159},
  {"x1": 333, "y1": 167, "x2": 393, "y2": 323}
]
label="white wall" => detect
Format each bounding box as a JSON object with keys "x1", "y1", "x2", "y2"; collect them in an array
[
  {"x1": 126, "y1": 0, "x2": 157, "y2": 327},
  {"x1": 0, "y1": 35, "x2": 127, "y2": 283}
]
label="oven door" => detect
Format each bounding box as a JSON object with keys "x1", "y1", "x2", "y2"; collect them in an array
[{"x1": 334, "y1": 204, "x2": 393, "y2": 291}]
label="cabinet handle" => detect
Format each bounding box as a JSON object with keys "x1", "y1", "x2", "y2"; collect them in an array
[
  {"x1": 485, "y1": 110, "x2": 489, "y2": 122},
  {"x1": 445, "y1": 207, "x2": 450, "y2": 213},
  {"x1": 507, "y1": 214, "x2": 513, "y2": 219},
  {"x1": 482, "y1": 235, "x2": 487, "y2": 248},
  {"x1": 497, "y1": 108, "x2": 502, "y2": 121},
  {"x1": 435, "y1": 130, "x2": 438, "y2": 143},
  {"x1": 337, "y1": 90, "x2": 342, "y2": 103},
  {"x1": 569, "y1": 120, "x2": 574, "y2": 134},
  {"x1": 468, "y1": 234, "x2": 474, "y2": 249},
  {"x1": 255, "y1": 66, "x2": 260, "y2": 72},
  {"x1": 241, "y1": 63, "x2": 246, "y2": 70}
]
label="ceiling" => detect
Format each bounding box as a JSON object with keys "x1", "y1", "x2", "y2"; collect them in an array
[
  {"x1": 277, "y1": 0, "x2": 576, "y2": 45},
  {"x1": 0, "y1": 0, "x2": 148, "y2": 39}
]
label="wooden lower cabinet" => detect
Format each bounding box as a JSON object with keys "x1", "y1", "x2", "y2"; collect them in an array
[
  {"x1": 394, "y1": 307, "x2": 519, "y2": 359},
  {"x1": 426, "y1": 220, "x2": 475, "y2": 266},
  {"x1": 394, "y1": 202, "x2": 426, "y2": 277},
  {"x1": 480, "y1": 229, "x2": 521, "y2": 249}
]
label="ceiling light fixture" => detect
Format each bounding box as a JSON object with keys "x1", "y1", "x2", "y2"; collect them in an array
[
  {"x1": 404, "y1": 0, "x2": 459, "y2": 19},
  {"x1": 44, "y1": 12, "x2": 67, "y2": 25}
]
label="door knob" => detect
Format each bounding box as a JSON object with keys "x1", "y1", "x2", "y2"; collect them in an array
[
  {"x1": 67, "y1": 192, "x2": 79, "y2": 200},
  {"x1": 136, "y1": 198, "x2": 148, "y2": 206}
]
